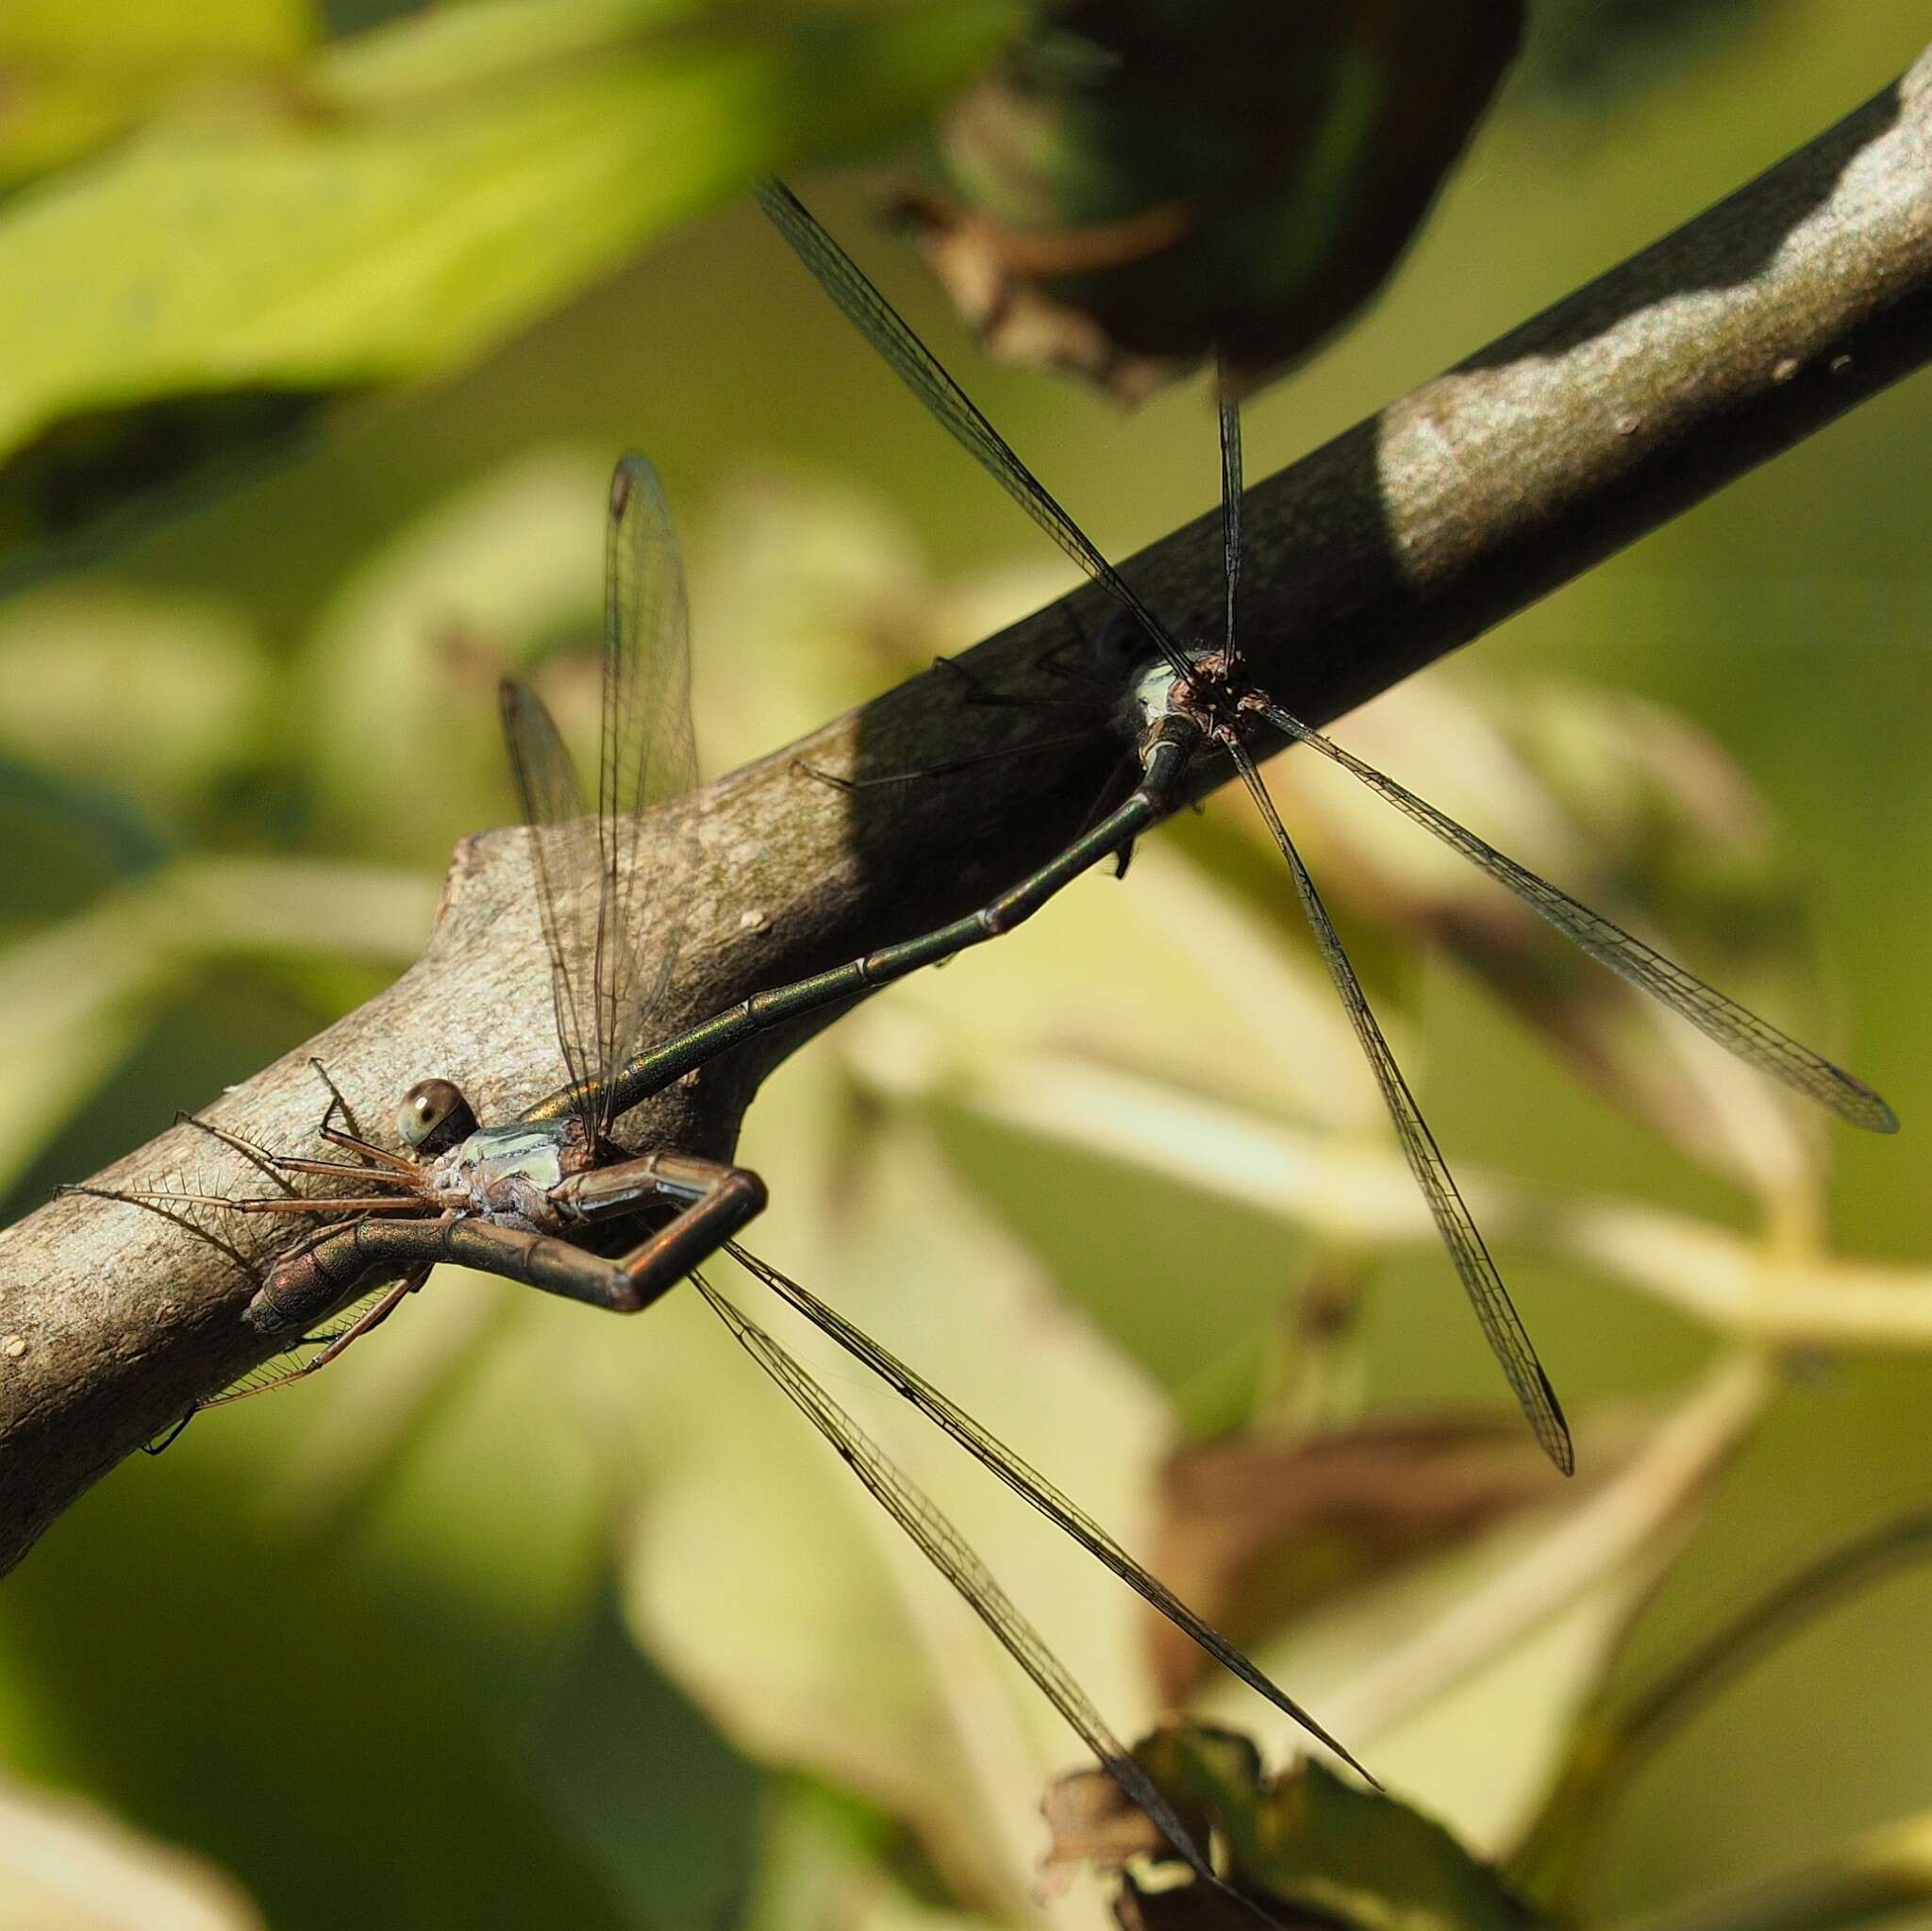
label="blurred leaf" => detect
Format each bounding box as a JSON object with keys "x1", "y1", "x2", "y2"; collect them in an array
[
  {"x1": 514, "y1": 1580, "x2": 765, "y2": 1931},
  {"x1": 0, "y1": 0, "x2": 1009, "y2": 555},
  {"x1": 0, "y1": 586, "x2": 270, "y2": 807},
  {"x1": 166, "y1": 853, "x2": 437, "y2": 958},
  {"x1": 1519, "y1": 0, "x2": 1773, "y2": 109},
  {"x1": 844, "y1": 837, "x2": 1377, "y2": 1141},
  {"x1": 0, "y1": 1771, "x2": 265, "y2": 1930},
  {"x1": 1512, "y1": 1508, "x2": 1932, "y2": 1908},
  {"x1": 1210, "y1": 1358, "x2": 1767, "y2": 1856},
  {"x1": 690, "y1": 467, "x2": 958, "y2": 768},
  {"x1": 300, "y1": 449, "x2": 608, "y2": 859},
  {"x1": 890, "y1": 1024, "x2": 1932, "y2": 1357},
  {"x1": 1143, "y1": 1418, "x2": 1577, "y2": 1709},
  {"x1": 1603, "y1": 1806, "x2": 1932, "y2": 1931},
  {"x1": 0, "y1": 757, "x2": 171, "y2": 921},
  {"x1": 746, "y1": 1777, "x2": 1014, "y2": 1931},
  {"x1": 0, "y1": 0, "x2": 316, "y2": 186},
  {"x1": 0, "y1": 855, "x2": 430, "y2": 1194},
  {"x1": 899, "y1": 0, "x2": 1522, "y2": 398},
  {"x1": 0, "y1": 894, "x2": 181, "y2": 1194},
  {"x1": 1047, "y1": 1727, "x2": 1542, "y2": 1931},
  {"x1": 0, "y1": 388, "x2": 334, "y2": 575},
  {"x1": 0, "y1": 1423, "x2": 643, "y2": 1931}
]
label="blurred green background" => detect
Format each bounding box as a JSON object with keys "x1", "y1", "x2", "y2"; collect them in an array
[{"x1": 2, "y1": 4, "x2": 1930, "y2": 1928}]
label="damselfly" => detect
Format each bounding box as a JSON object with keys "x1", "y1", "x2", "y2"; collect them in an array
[{"x1": 734, "y1": 177, "x2": 1897, "y2": 1478}]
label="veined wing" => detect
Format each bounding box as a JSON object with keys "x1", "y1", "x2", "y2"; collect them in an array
[
  {"x1": 501, "y1": 456, "x2": 698, "y2": 1140},
  {"x1": 756, "y1": 178, "x2": 1191, "y2": 682},
  {"x1": 596, "y1": 454, "x2": 698, "y2": 1132},
  {"x1": 500, "y1": 678, "x2": 602, "y2": 1131},
  {"x1": 1255, "y1": 703, "x2": 1897, "y2": 1135},
  {"x1": 1230, "y1": 744, "x2": 1574, "y2": 1475},
  {"x1": 724, "y1": 1240, "x2": 1368, "y2": 1779},
  {"x1": 690, "y1": 1268, "x2": 1258, "y2": 1916},
  {"x1": 1219, "y1": 381, "x2": 1244, "y2": 674}
]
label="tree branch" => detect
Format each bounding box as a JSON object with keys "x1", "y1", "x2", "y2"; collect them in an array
[{"x1": 4, "y1": 50, "x2": 1931, "y2": 1575}]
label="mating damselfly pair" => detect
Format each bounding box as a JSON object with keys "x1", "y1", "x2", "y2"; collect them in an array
[{"x1": 72, "y1": 181, "x2": 1894, "y2": 1909}]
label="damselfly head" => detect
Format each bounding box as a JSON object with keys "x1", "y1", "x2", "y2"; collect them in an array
[{"x1": 397, "y1": 1078, "x2": 477, "y2": 1157}]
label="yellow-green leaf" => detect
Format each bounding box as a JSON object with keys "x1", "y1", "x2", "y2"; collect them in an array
[{"x1": 0, "y1": 0, "x2": 1009, "y2": 458}]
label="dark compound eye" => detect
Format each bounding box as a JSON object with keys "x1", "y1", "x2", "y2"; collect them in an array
[{"x1": 397, "y1": 1078, "x2": 472, "y2": 1150}]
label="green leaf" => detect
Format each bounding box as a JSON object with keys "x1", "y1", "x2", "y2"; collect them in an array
[
  {"x1": 0, "y1": 587, "x2": 269, "y2": 807},
  {"x1": 298, "y1": 448, "x2": 610, "y2": 861},
  {"x1": 0, "y1": 895, "x2": 181, "y2": 1195},
  {"x1": 1206, "y1": 1744, "x2": 1540, "y2": 1931},
  {"x1": 0, "y1": 0, "x2": 1011, "y2": 526},
  {"x1": 0, "y1": 0, "x2": 317, "y2": 186},
  {"x1": 1047, "y1": 1724, "x2": 1544, "y2": 1931}
]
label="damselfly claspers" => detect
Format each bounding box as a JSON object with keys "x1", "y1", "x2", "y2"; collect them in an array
[
  {"x1": 741, "y1": 177, "x2": 1896, "y2": 1478},
  {"x1": 72, "y1": 454, "x2": 1359, "y2": 1912}
]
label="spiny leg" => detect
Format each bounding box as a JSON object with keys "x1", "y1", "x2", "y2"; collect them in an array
[
  {"x1": 175, "y1": 1109, "x2": 418, "y2": 1191},
  {"x1": 174, "y1": 1111, "x2": 300, "y2": 1195},
  {"x1": 61, "y1": 1181, "x2": 261, "y2": 1288},
  {"x1": 101, "y1": 1188, "x2": 429, "y2": 1218},
  {"x1": 308, "y1": 1057, "x2": 367, "y2": 1140},
  {"x1": 303, "y1": 1061, "x2": 433, "y2": 1177},
  {"x1": 152, "y1": 1264, "x2": 433, "y2": 1448}
]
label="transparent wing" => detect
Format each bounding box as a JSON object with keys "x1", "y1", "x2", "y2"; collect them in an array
[
  {"x1": 1256, "y1": 704, "x2": 1897, "y2": 1135},
  {"x1": 1219, "y1": 382, "x2": 1244, "y2": 674},
  {"x1": 724, "y1": 1240, "x2": 1369, "y2": 1780},
  {"x1": 690, "y1": 1268, "x2": 1238, "y2": 1906},
  {"x1": 501, "y1": 456, "x2": 699, "y2": 1139},
  {"x1": 1209, "y1": 403, "x2": 1570, "y2": 1462},
  {"x1": 756, "y1": 178, "x2": 1191, "y2": 682},
  {"x1": 1230, "y1": 745, "x2": 1574, "y2": 1475},
  {"x1": 500, "y1": 677, "x2": 601, "y2": 1122},
  {"x1": 597, "y1": 454, "x2": 698, "y2": 1130}
]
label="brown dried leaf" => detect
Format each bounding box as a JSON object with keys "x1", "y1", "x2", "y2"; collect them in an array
[
  {"x1": 1038, "y1": 1760, "x2": 1174, "y2": 1900},
  {"x1": 1144, "y1": 1416, "x2": 1577, "y2": 1706}
]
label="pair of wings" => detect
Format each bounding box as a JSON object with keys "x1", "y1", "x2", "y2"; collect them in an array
[{"x1": 500, "y1": 457, "x2": 697, "y2": 1142}]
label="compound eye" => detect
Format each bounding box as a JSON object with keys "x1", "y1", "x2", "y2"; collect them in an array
[{"x1": 397, "y1": 1078, "x2": 470, "y2": 1150}]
